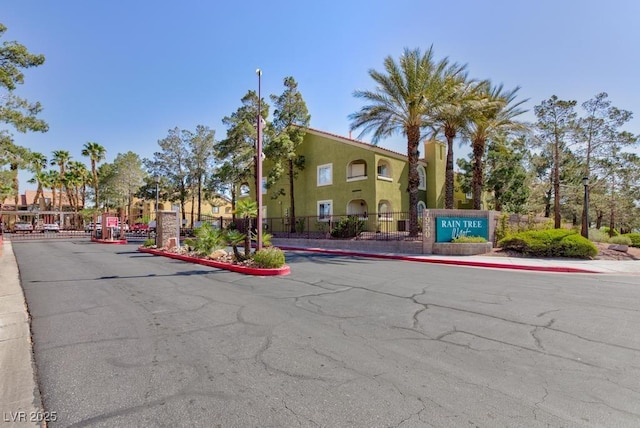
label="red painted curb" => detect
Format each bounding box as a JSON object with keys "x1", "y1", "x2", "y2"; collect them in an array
[
  {"x1": 277, "y1": 246, "x2": 601, "y2": 274},
  {"x1": 138, "y1": 247, "x2": 290, "y2": 276},
  {"x1": 91, "y1": 237, "x2": 128, "y2": 245}
]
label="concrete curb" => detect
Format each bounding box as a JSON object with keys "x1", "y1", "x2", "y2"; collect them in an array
[
  {"x1": 0, "y1": 240, "x2": 42, "y2": 427},
  {"x1": 278, "y1": 246, "x2": 602, "y2": 274},
  {"x1": 139, "y1": 247, "x2": 291, "y2": 276}
]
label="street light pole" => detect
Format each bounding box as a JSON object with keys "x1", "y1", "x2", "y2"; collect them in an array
[
  {"x1": 256, "y1": 68, "x2": 263, "y2": 252},
  {"x1": 154, "y1": 176, "x2": 160, "y2": 246},
  {"x1": 582, "y1": 176, "x2": 589, "y2": 239}
]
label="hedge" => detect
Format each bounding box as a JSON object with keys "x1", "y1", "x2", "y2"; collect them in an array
[{"x1": 498, "y1": 229, "x2": 597, "y2": 259}]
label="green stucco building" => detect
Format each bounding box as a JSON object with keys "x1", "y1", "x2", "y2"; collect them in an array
[{"x1": 238, "y1": 128, "x2": 449, "y2": 233}]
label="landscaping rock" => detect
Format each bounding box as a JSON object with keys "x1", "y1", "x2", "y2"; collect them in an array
[
  {"x1": 209, "y1": 249, "x2": 228, "y2": 260},
  {"x1": 608, "y1": 244, "x2": 629, "y2": 253}
]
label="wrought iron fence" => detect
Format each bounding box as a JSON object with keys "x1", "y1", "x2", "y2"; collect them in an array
[{"x1": 262, "y1": 211, "x2": 423, "y2": 241}]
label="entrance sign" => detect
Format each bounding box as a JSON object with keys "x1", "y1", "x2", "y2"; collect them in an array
[
  {"x1": 105, "y1": 217, "x2": 118, "y2": 228},
  {"x1": 436, "y1": 216, "x2": 488, "y2": 242}
]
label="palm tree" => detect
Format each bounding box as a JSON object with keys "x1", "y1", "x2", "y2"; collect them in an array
[
  {"x1": 234, "y1": 198, "x2": 258, "y2": 258},
  {"x1": 81, "y1": 142, "x2": 106, "y2": 209},
  {"x1": 430, "y1": 75, "x2": 487, "y2": 208},
  {"x1": 44, "y1": 170, "x2": 59, "y2": 211},
  {"x1": 28, "y1": 152, "x2": 48, "y2": 208},
  {"x1": 51, "y1": 150, "x2": 71, "y2": 210},
  {"x1": 464, "y1": 83, "x2": 528, "y2": 209},
  {"x1": 67, "y1": 161, "x2": 88, "y2": 212},
  {"x1": 349, "y1": 47, "x2": 463, "y2": 236}
]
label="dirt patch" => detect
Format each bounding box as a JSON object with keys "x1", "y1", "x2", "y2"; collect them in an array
[{"x1": 487, "y1": 242, "x2": 640, "y2": 261}]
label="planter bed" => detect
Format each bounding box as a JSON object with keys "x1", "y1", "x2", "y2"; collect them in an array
[
  {"x1": 138, "y1": 247, "x2": 290, "y2": 276},
  {"x1": 91, "y1": 237, "x2": 128, "y2": 245}
]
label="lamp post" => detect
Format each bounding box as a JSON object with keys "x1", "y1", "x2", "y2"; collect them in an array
[
  {"x1": 256, "y1": 68, "x2": 263, "y2": 252},
  {"x1": 154, "y1": 175, "x2": 160, "y2": 246},
  {"x1": 582, "y1": 176, "x2": 589, "y2": 239}
]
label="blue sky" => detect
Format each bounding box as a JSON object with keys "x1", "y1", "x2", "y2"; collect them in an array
[{"x1": 4, "y1": 0, "x2": 640, "y2": 189}]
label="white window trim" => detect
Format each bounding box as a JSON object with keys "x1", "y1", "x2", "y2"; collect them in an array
[
  {"x1": 317, "y1": 163, "x2": 333, "y2": 186},
  {"x1": 317, "y1": 199, "x2": 333, "y2": 222},
  {"x1": 239, "y1": 183, "x2": 250, "y2": 197},
  {"x1": 377, "y1": 176, "x2": 393, "y2": 182},
  {"x1": 347, "y1": 176, "x2": 368, "y2": 183}
]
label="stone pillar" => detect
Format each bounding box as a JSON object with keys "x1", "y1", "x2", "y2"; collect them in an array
[
  {"x1": 422, "y1": 209, "x2": 434, "y2": 254},
  {"x1": 157, "y1": 210, "x2": 179, "y2": 249}
]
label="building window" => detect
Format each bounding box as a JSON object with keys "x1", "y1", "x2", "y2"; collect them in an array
[
  {"x1": 347, "y1": 160, "x2": 367, "y2": 181},
  {"x1": 317, "y1": 200, "x2": 332, "y2": 221},
  {"x1": 317, "y1": 163, "x2": 333, "y2": 186},
  {"x1": 239, "y1": 183, "x2": 250, "y2": 196},
  {"x1": 466, "y1": 191, "x2": 472, "y2": 200},
  {"x1": 417, "y1": 201, "x2": 426, "y2": 215},
  {"x1": 262, "y1": 177, "x2": 267, "y2": 194},
  {"x1": 418, "y1": 165, "x2": 426, "y2": 190},
  {"x1": 212, "y1": 206, "x2": 220, "y2": 214},
  {"x1": 377, "y1": 160, "x2": 392, "y2": 181}
]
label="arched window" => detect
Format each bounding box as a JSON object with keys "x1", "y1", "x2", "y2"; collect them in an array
[
  {"x1": 418, "y1": 165, "x2": 426, "y2": 190},
  {"x1": 417, "y1": 201, "x2": 426, "y2": 215},
  {"x1": 239, "y1": 183, "x2": 250, "y2": 197}
]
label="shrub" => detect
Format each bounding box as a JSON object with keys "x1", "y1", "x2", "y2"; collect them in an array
[
  {"x1": 452, "y1": 236, "x2": 487, "y2": 243},
  {"x1": 622, "y1": 233, "x2": 640, "y2": 248},
  {"x1": 588, "y1": 228, "x2": 609, "y2": 243},
  {"x1": 191, "y1": 223, "x2": 225, "y2": 256},
  {"x1": 603, "y1": 226, "x2": 619, "y2": 237},
  {"x1": 331, "y1": 216, "x2": 366, "y2": 238},
  {"x1": 142, "y1": 238, "x2": 155, "y2": 247},
  {"x1": 498, "y1": 229, "x2": 597, "y2": 259},
  {"x1": 295, "y1": 218, "x2": 305, "y2": 233},
  {"x1": 609, "y1": 235, "x2": 632, "y2": 246},
  {"x1": 253, "y1": 247, "x2": 286, "y2": 268}
]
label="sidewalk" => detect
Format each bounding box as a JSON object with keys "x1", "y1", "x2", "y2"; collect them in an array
[
  {"x1": 0, "y1": 240, "x2": 41, "y2": 427},
  {"x1": 278, "y1": 245, "x2": 640, "y2": 275}
]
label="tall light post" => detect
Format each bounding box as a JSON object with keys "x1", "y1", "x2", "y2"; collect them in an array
[
  {"x1": 154, "y1": 175, "x2": 160, "y2": 246},
  {"x1": 582, "y1": 176, "x2": 589, "y2": 239},
  {"x1": 256, "y1": 68, "x2": 263, "y2": 251}
]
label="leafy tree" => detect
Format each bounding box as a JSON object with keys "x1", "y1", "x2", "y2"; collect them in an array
[
  {"x1": 573, "y1": 92, "x2": 637, "y2": 235},
  {"x1": 533, "y1": 96, "x2": 577, "y2": 228},
  {"x1": 214, "y1": 90, "x2": 270, "y2": 218},
  {"x1": 111, "y1": 152, "x2": 146, "y2": 221},
  {"x1": 266, "y1": 76, "x2": 310, "y2": 232},
  {"x1": 144, "y1": 127, "x2": 190, "y2": 223},
  {"x1": 350, "y1": 47, "x2": 460, "y2": 236},
  {"x1": 0, "y1": 23, "x2": 48, "y2": 133},
  {"x1": 185, "y1": 125, "x2": 215, "y2": 223},
  {"x1": 81, "y1": 141, "x2": 106, "y2": 208}
]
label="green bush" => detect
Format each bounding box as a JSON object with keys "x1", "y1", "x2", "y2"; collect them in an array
[
  {"x1": 603, "y1": 226, "x2": 619, "y2": 237},
  {"x1": 253, "y1": 247, "x2": 286, "y2": 268},
  {"x1": 191, "y1": 223, "x2": 225, "y2": 256},
  {"x1": 331, "y1": 216, "x2": 366, "y2": 238},
  {"x1": 588, "y1": 228, "x2": 609, "y2": 243},
  {"x1": 498, "y1": 229, "x2": 597, "y2": 259},
  {"x1": 622, "y1": 233, "x2": 640, "y2": 248},
  {"x1": 609, "y1": 235, "x2": 632, "y2": 246},
  {"x1": 142, "y1": 238, "x2": 155, "y2": 247},
  {"x1": 452, "y1": 236, "x2": 487, "y2": 243}
]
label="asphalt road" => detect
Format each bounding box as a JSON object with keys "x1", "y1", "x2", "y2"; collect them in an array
[{"x1": 13, "y1": 240, "x2": 640, "y2": 427}]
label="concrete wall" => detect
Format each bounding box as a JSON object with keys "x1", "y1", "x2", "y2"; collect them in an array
[{"x1": 272, "y1": 238, "x2": 423, "y2": 255}]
